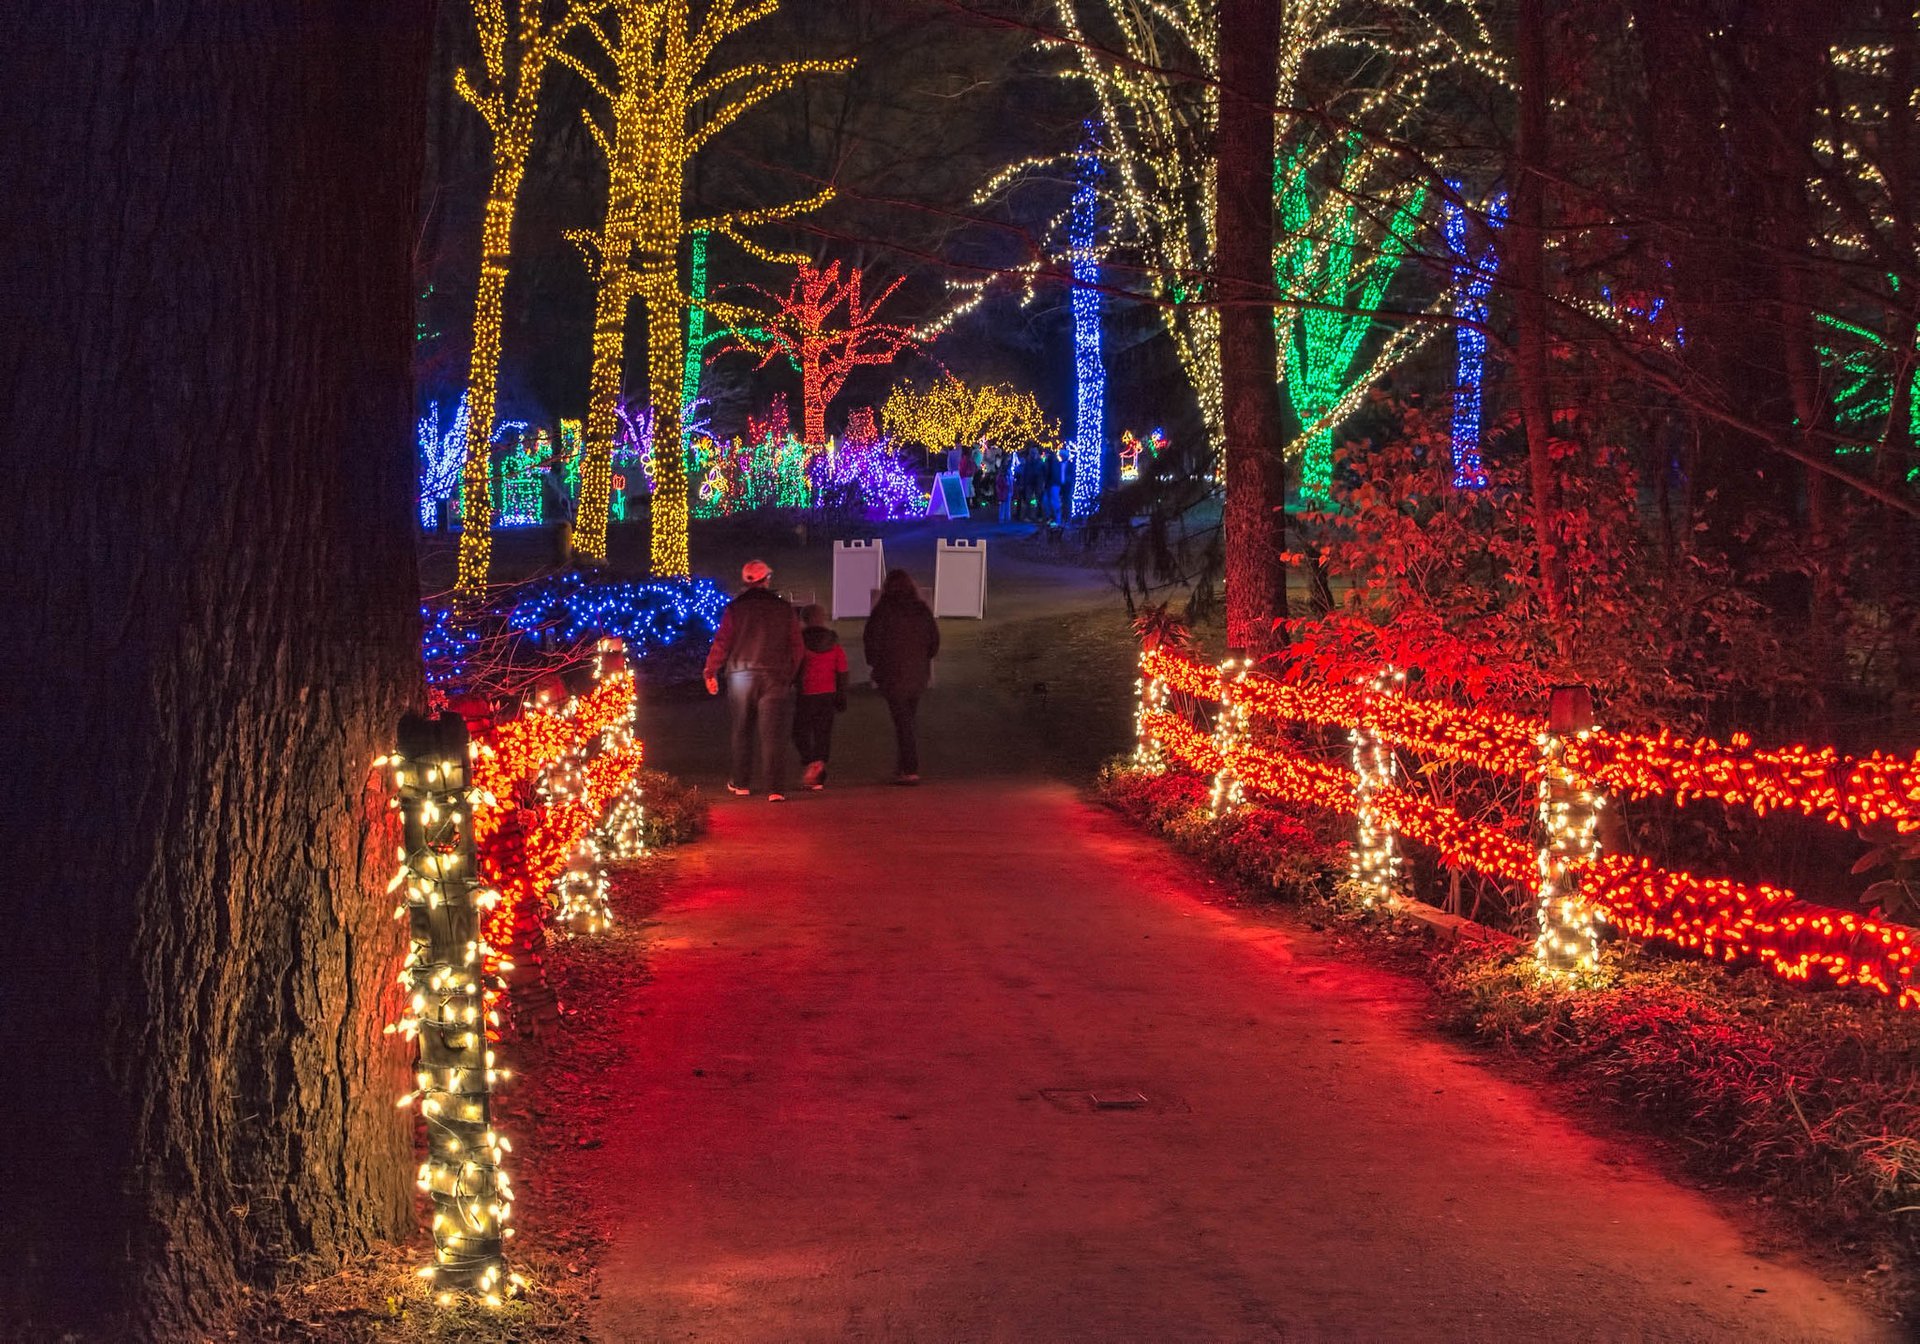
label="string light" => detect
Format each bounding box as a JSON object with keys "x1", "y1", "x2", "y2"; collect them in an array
[
  {"x1": 882, "y1": 375, "x2": 1059, "y2": 463},
  {"x1": 810, "y1": 411, "x2": 928, "y2": 518},
  {"x1": 452, "y1": 0, "x2": 599, "y2": 600},
  {"x1": 1275, "y1": 139, "x2": 1430, "y2": 506},
  {"x1": 1208, "y1": 658, "x2": 1251, "y2": 818},
  {"x1": 565, "y1": 0, "x2": 851, "y2": 576},
  {"x1": 418, "y1": 396, "x2": 472, "y2": 528},
  {"x1": 381, "y1": 722, "x2": 522, "y2": 1306},
  {"x1": 1350, "y1": 669, "x2": 1404, "y2": 908},
  {"x1": 1132, "y1": 642, "x2": 1920, "y2": 1004},
  {"x1": 735, "y1": 260, "x2": 919, "y2": 449},
  {"x1": 1443, "y1": 186, "x2": 1505, "y2": 489},
  {"x1": 1069, "y1": 121, "x2": 1106, "y2": 517}
]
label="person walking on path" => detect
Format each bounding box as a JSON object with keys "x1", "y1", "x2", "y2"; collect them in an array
[
  {"x1": 1043, "y1": 446, "x2": 1065, "y2": 526},
  {"x1": 995, "y1": 448, "x2": 1015, "y2": 523},
  {"x1": 792, "y1": 604, "x2": 848, "y2": 790},
  {"x1": 704, "y1": 559, "x2": 804, "y2": 800},
  {"x1": 862, "y1": 569, "x2": 940, "y2": 784}
]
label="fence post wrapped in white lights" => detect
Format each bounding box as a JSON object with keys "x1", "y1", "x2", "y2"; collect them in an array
[
  {"x1": 387, "y1": 712, "x2": 519, "y2": 1306},
  {"x1": 1350, "y1": 668, "x2": 1404, "y2": 908},
  {"x1": 1132, "y1": 646, "x2": 1170, "y2": 775},
  {"x1": 1535, "y1": 686, "x2": 1603, "y2": 975},
  {"x1": 1208, "y1": 655, "x2": 1251, "y2": 818}
]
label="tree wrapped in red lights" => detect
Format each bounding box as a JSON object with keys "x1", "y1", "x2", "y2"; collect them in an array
[{"x1": 735, "y1": 260, "x2": 920, "y2": 449}]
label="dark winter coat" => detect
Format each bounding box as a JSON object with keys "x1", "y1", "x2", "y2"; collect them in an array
[
  {"x1": 704, "y1": 586, "x2": 804, "y2": 681},
  {"x1": 862, "y1": 591, "x2": 940, "y2": 696}
]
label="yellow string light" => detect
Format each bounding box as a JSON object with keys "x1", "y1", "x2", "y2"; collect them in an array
[
  {"x1": 564, "y1": 0, "x2": 851, "y2": 574},
  {"x1": 452, "y1": 0, "x2": 599, "y2": 601},
  {"x1": 881, "y1": 375, "x2": 1059, "y2": 459}
]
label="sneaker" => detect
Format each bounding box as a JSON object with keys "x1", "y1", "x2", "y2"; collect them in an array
[
  {"x1": 806, "y1": 782, "x2": 825, "y2": 792},
  {"x1": 894, "y1": 773, "x2": 921, "y2": 786},
  {"x1": 768, "y1": 793, "x2": 787, "y2": 802},
  {"x1": 726, "y1": 783, "x2": 751, "y2": 796},
  {"x1": 802, "y1": 760, "x2": 825, "y2": 788}
]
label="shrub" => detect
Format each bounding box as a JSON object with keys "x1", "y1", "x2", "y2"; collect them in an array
[{"x1": 636, "y1": 768, "x2": 708, "y2": 848}]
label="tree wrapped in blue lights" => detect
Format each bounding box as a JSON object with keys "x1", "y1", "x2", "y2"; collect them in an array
[
  {"x1": 417, "y1": 394, "x2": 527, "y2": 527},
  {"x1": 1443, "y1": 187, "x2": 1505, "y2": 490},
  {"x1": 1069, "y1": 122, "x2": 1107, "y2": 518}
]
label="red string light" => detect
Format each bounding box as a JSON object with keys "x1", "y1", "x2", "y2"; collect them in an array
[
  {"x1": 469, "y1": 666, "x2": 642, "y2": 957},
  {"x1": 1135, "y1": 644, "x2": 1920, "y2": 1007}
]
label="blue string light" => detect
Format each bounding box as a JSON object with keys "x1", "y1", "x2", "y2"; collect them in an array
[
  {"x1": 1444, "y1": 186, "x2": 1504, "y2": 491},
  {"x1": 422, "y1": 571, "x2": 728, "y2": 686},
  {"x1": 1069, "y1": 121, "x2": 1106, "y2": 519}
]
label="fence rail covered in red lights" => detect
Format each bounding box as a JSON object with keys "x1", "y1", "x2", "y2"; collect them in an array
[{"x1": 1133, "y1": 643, "x2": 1920, "y2": 1007}]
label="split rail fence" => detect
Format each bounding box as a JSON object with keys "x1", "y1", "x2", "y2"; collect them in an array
[{"x1": 1133, "y1": 641, "x2": 1920, "y2": 1006}]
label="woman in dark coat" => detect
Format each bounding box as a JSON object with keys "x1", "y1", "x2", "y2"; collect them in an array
[{"x1": 862, "y1": 568, "x2": 940, "y2": 783}]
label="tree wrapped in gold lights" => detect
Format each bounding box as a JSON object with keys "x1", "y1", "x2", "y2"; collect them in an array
[
  {"x1": 734, "y1": 260, "x2": 920, "y2": 449},
  {"x1": 882, "y1": 375, "x2": 1059, "y2": 459},
  {"x1": 452, "y1": 0, "x2": 602, "y2": 601},
  {"x1": 563, "y1": 0, "x2": 851, "y2": 575}
]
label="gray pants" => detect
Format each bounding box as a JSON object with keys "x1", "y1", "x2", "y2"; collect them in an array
[{"x1": 727, "y1": 668, "x2": 794, "y2": 794}]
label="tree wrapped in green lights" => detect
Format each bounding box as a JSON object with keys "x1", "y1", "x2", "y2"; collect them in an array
[{"x1": 1274, "y1": 138, "x2": 1430, "y2": 505}]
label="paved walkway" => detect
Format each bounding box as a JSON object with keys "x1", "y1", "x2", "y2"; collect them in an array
[{"x1": 586, "y1": 528, "x2": 1887, "y2": 1342}]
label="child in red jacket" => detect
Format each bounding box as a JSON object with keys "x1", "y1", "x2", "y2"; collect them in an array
[{"x1": 793, "y1": 604, "x2": 849, "y2": 789}]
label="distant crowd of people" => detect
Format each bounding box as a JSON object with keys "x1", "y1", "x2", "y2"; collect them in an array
[
  {"x1": 703, "y1": 560, "x2": 940, "y2": 799},
  {"x1": 945, "y1": 442, "x2": 1070, "y2": 526}
]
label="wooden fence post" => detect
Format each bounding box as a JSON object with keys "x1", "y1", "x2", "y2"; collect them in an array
[
  {"x1": 1535, "y1": 685, "x2": 1602, "y2": 976},
  {"x1": 390, "y1": 712, "x2": 517, "y2": 1304},
  {"x1": 1350, "y1": 667, "x2": 1404, "y2": 908},
  {"x1": 1210, "y1": 653, "x2": 1251, "y2": 816}
]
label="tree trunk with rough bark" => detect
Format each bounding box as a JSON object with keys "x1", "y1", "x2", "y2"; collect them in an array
[
  {"x1": 1, "y1": 5, "x2": 429, "y2": 1334},
  {"x1": 1216, "y1": 0, "x2": 1289, "y2": 657},
  {"x1": 1512, "y1": 0, "x2": 1567, "y2": 652}
]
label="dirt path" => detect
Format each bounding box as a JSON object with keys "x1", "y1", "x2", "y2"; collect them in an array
[{"x1": 584, "y1": 529, "x2": 1887, "y2": 1341}]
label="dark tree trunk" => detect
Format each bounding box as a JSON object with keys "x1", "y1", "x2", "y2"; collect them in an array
[
  {"x1": 1512, "y1": 0, "x2": 1566, "y2": 652},
  {"x1": 1, "y1": 5, "x2": 431, "y2": 1335},
  {"x1": 1216, "y1": 0, "x2": 1289, "y2": 656}
]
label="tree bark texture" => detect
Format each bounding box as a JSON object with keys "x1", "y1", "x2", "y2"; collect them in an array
[
  {"x1": 1, "y1": 5, "x2": 430, "y2": 1334},
  {"x1": 1512, "y1": 0, "x2": 1567, "y2": 649},
  {"x1": 1216, "y1": 0, "x2": 1289, "y2": 656}
]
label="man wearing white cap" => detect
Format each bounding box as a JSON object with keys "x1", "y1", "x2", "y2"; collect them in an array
[{"x1": 703, "y1": 559, "x2": 805, "y2": 800}]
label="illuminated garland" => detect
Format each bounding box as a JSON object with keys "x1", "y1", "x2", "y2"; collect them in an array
[
  {"x1": 1069, "y1": 121, "x2": 1106, "y2": 517},
  {"x1": 1443, "y1": 186, "x2": 1504, "y2": 489},
  {"x1": 1133, "y1": 642, "x2": 1920, "y2": 1004},
  {"x1": 382, "y1": 722, "x2": 521, "y2": 1306}
]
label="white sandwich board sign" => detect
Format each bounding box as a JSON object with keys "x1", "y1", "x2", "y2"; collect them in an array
[
  {"x1": 831, "y1": 538, "x2": 886, "y2": 619},
  {"x1": 934, "y1": 538, "x2": 987, "y2": 619}
]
